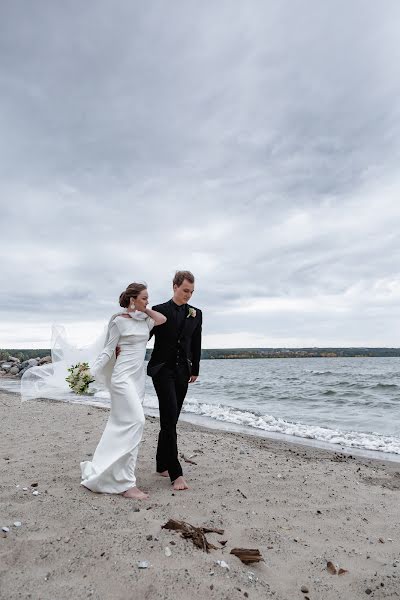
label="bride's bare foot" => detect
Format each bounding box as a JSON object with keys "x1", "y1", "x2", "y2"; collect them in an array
[
  {"x1": 157, "y1": 470, "x2": 169, "y2": 478},
  {"x1": 121, "y1": 486, "x2": 149, "y2": 500},
  {"x1": 172, "y1": 476, "x2": 189, "y2": 491}
]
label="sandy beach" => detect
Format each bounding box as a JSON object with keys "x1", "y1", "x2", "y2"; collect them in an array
[{"x1": 1, "y1": 389, "x2": 400, "y2": 600}]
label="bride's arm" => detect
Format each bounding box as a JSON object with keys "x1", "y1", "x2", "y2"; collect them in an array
[
  {"x1": 91, "y1": 321, "x2": 121, "y2": 377},
  {"x1": 144, "y1": 307, "x2": 167, "y2": 326}
]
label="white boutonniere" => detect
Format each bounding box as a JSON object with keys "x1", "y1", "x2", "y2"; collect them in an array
[{"x1": 187, "y1": 307, "x2": 197, "y2": 318}]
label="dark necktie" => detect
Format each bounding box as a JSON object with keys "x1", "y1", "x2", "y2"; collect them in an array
[{"x1": 174, "y1": 303, "x2": 186, "y2": 332}]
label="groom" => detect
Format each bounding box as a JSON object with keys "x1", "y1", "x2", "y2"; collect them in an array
[{"x1": 147, "y1": 270, "x2": 202, "y2": 491}]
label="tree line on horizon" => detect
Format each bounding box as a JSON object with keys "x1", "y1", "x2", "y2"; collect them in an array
[{"x1": 2, "y1": 347, "x2": 400, "y2": 362}]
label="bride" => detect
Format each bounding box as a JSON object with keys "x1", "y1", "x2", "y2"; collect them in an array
[
  {"x1": 21, "y1": 282, "x2": 166, "y2": 501},
  {"x1": 80, "y1": 282, "x2": 166, "y2": 500}
]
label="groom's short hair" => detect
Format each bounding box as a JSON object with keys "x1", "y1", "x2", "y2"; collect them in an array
[{"x1": 173, "y1": 270, "x2": 195, "y2": 287}]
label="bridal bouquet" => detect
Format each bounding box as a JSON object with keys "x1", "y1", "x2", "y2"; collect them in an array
[{"x1": 66, "y1": 362, "x2": 95, "y2": 395}]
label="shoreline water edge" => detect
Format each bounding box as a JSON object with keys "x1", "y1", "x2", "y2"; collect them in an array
[
  {"x1": 1, "y1": 377, "x2": 399, "y2": 465},
  {"x1": 2, "y1": 358, "x2": 400, "y2": 463}
]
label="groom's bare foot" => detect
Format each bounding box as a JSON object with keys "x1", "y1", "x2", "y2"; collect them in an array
[
  {"x1": 122, "y1": 486, "x2": 149, "y2": 500},
  {"x1": 157, "y1": 470, "x2": 169, "y2": 478},
  {"x1": 172, "y1": 476, "x2": 189, "y2": 491}
]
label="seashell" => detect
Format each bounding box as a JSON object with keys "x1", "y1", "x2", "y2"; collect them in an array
[{"x1": 215, "y1": 560, "x2": 230, "y2": 570}]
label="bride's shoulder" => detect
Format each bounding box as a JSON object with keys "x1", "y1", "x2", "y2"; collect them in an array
[
  {"x1": 107, "y1": 313, "x2": 128, "y2": 327},
  {"x1": 112, "y1": 313, "x2": 130, "y2": 323},
  {"x1": 109, "y1": 314, "x2": 131, "y2": 335}
]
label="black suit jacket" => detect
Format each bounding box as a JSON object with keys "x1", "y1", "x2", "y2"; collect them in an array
[{"x1": 147, "y1": 300, "x2": 202, "y2": 378}]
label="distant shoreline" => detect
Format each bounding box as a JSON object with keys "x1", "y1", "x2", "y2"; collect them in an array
[{"x1": 2, "y1": 347, "x2": 400, "y2": 361}]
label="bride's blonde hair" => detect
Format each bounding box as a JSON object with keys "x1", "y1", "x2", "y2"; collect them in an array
[{"x1": 119, "y1": 282, "x2": 147, "y2": 308}]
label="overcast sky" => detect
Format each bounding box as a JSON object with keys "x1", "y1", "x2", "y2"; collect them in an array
[{"x1": 1, "y1": 1, "x2": 400, "y2": 349}]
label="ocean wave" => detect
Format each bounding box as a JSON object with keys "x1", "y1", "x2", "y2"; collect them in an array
[
  {"x1": 370, "y1": 383, "x2": 399, "y2": 390},
  {"x1": 307, "y1": 370, "x2": 335, "y2": 376},
  {"x1": 178, "y1": 398, "x2": 400, "y2": 456}
]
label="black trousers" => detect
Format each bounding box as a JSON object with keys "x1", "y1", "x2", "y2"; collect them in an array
[{"x1": 152, "y1": 364, "x2": 189, "y2": 483}]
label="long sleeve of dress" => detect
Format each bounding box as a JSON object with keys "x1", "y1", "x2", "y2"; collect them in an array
[
  {"x1": 91, "y1": 321, "x2": 121, "y2": 378},
  {"x1": 146, "y1": 316, "x2": 155, "y2": 331}
]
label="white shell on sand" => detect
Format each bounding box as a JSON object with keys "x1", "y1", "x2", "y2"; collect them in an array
[
  {"x1": 164, "y1": 547, "x2": 172, "y2": 557},
  {"x1": 216, "y1": 560, "x2": 230, "y2": 570},
  {"x1": 13, "y1": 522, "x2": 22, "y2": 527},
  {"x1": 137, "y1": 561, "x2": 150, "y2": 569},
  {"x1": 32, "y1": 491, "x2": 39, "y2": 496},
  {"x1": 2, "y1": 527, "x2": 10, "y2": 533}
]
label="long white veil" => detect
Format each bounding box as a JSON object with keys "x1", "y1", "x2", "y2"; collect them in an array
[{"x1": 20, "y1": 315, "x2": 121, "y2": 402}]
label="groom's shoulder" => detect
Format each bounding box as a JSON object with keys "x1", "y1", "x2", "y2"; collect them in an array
[{"x1": 152, "y1": 300, "x2": 170, "y2": 312}]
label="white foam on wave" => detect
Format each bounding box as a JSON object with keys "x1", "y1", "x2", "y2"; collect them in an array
[{"x1": 176, "y1": 397, "x2": 400, "y2": 456}]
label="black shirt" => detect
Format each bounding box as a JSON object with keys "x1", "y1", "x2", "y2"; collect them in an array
[
  {"x1": 170, "y1": 300, "x2": 187, "y2": 368},
  {"x1": 171, "y1": 300, "x2": 186, "y2": 332}
]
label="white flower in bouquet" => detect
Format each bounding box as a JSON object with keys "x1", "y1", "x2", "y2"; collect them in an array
[{"x1": 66, "y1": 362, "x2": 95, "y2": 395}]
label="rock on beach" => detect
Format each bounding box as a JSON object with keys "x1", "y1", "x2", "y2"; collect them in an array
[{"x1": 0, "y1": 355, "x2": 52, "y2": 379}]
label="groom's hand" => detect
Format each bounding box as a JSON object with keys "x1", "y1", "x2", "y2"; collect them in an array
[{"x1": 188, "y1": 375, "x2": 198, "y2": 383}]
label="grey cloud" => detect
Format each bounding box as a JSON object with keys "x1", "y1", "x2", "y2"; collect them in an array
[{"x1": 1, "y1": 1, "x2": 400, "y2": 346}]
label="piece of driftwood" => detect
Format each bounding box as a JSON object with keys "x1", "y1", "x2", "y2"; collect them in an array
[
  {"x1": 162, "y1": 519, "x2": 224, "y2": 553},
  {"x1": 201, "y1": 525, "x2": 224, "y2": 535},
  {"x1": 230, "y1": 548, "x2": 264, "y2": 565}
]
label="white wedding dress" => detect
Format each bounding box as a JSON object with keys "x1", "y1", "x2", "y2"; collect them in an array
[
  {"x1": 21, "y1": 310, "x2": 155, "y2": 494},
  {"x1": 80, "y1": 311, "x2": 155, "y2": 493}
]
